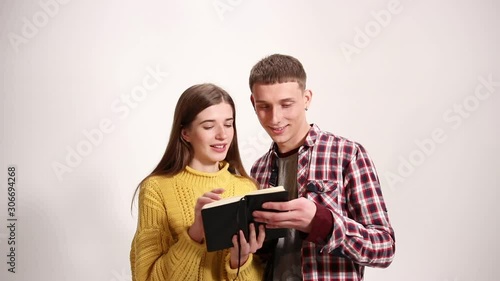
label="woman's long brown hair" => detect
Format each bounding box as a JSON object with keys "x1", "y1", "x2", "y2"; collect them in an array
[{"x1": 132, "y1": 83, "x2": 253, "y2": 207}]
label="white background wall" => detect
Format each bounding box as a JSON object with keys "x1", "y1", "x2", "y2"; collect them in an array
[{"x1": 1, "y1": 0, "x2": 499, "y2": 280}]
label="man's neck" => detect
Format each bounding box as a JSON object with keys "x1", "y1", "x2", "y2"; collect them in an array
[{"x1": 276, "y1": 124, "x2": 311, "y2": 154}]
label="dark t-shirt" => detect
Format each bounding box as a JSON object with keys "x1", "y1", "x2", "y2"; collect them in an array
[{"x1": 272, "y1": 152, "x2": 303, "y2": 280}]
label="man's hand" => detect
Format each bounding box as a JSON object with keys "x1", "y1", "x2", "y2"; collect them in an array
[{"x1": 252, "y1": 197, "x2": 317, "y2": 233}]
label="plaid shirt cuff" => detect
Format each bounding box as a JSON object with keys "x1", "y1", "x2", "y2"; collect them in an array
[{"x1": 305, "y1": 202, "x2": 334, "y2": 244}]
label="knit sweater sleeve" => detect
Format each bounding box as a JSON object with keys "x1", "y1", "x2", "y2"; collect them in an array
[
  {"x1": 130, "y1": 177, "x2": 206, "y2": 281},
  {"x1": 224, "y1": 251, "x2": 264, "y2": 280}
]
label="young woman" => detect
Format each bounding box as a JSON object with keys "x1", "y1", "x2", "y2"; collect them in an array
[{"x1": 130, "y1": 83, "x2": 265, "y2": 281}]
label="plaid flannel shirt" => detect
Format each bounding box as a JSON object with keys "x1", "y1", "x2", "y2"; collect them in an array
[{"x1": 251, "y1": 124, "x2": 395, "y2": 281}]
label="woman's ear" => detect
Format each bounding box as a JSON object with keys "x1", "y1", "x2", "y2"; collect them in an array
[{"x1": 181, "y1": 128, "x2": 191, "y2": 143}]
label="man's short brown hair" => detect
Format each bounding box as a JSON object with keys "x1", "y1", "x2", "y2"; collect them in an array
[{"x1": 249, "y1": 54, "x2": 307, "y2": 91}]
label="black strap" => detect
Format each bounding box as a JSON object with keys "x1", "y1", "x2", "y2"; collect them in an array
[
  {"x1": 269, "y1": 153, "x2": 279, "y2": 187},
  {"x1": 233, "y1": 230, "x2": 241, "y2": 280},
  {"x1": 232, "y1": 197, "x2": 246, "y2": 280}
]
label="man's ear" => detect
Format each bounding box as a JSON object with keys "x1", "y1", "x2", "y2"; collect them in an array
[
  {"x1": 250, "y1": 95, "x2": 256, "y2": 110},
  {"x1": 303, "y1": 89, "x2": 313, "y2": 109}
]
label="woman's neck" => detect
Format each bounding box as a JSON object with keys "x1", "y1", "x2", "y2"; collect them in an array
[{"x1": 188, "y1": 159, "x2": 221, "y2": 173}]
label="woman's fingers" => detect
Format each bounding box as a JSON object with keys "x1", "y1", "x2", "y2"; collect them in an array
[
  {"x1": 239, "y1": 223, "x2": 266, "y2": 253},
  {"x1": 194, "y1": 188, "x2": 225, "y2": 210},
  {"x1": 257, "y1": 224, "x2": 266, "y2": 245},
  {"x1": 204, "y1": 188, "x2": 225, "y2": 199},
  {"x1": 248, "y1": 223, "x2": 257, "y2": 242}
]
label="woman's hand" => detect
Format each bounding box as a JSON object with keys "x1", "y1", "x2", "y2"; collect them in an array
[
  {"x1": 188, "y1": 188, "x2": 225, "y2": 243},
  {"x1": 229, "y1": 223, "x2": 266, "y2": 269}
]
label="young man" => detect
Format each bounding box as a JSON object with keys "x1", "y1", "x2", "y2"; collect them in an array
[{"x1": 249, "y1": 54, "x2": 395, "y2": 280}]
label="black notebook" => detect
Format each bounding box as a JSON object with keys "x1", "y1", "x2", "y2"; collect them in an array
[{"x1": 201, "y1": 186, "x2": 289, "y2": 252}]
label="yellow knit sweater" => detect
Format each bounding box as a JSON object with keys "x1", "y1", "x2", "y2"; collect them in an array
[{"x1": 130, "y1": 162, "x2": 264, "y2": 281}]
